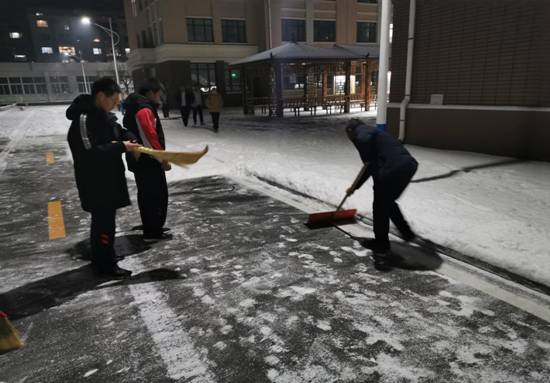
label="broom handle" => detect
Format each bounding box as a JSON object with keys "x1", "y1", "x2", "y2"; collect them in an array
[{"x1": 336, "y1": 163, "x2": 369, "y2": 211}]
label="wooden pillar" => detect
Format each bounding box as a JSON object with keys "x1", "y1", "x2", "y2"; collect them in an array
[
  {"x1": 364, "y1": 60, "x2": 370, "y2": 111},
  {"x1": 241, "y1": 66, "x2": 248, "y2": 115},
  {"x1": 274, "y1": 61, "x2": 284, "y2": 117},
  {"x1": 344, "y1": 61, "x2": 351, "y2": 113},
  {"x1": 322, "y1": 65, "x2": 328, "y2": 101},
  {"x1": 303, "y1": 65, "x2": 309, "y2": 111}
]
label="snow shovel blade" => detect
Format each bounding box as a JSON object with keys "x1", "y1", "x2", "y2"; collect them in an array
[{"x1": 306, "y1": 208, "x2": 357, "y2": 229}]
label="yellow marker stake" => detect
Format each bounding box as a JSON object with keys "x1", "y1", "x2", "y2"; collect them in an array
[
  {"x1": 48, "y1": 200, "x2": 66, "y2": 240},
  {"x1": 46, "y1": 151, "x2": 55, "y2": 165}
]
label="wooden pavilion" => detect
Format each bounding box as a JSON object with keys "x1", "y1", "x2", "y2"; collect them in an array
[{"x1": 230, "y1": 42, "x2": 379, "y2": 117}]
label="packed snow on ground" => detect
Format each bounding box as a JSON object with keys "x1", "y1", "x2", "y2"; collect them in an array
[
  {"x1": 159, "y1": 108, "x2": 550, "y2": 288},
  {"x1": 1, "y1": 105, "x2": 549, "y2": 287}
]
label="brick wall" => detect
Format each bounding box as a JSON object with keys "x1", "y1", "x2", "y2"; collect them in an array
[{"x1": 390, "y1": 0, "x2": 550, "y2": 107}]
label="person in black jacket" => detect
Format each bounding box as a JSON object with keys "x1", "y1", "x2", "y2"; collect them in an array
[
  {"x1": 177, "y1": 86, "x2": 194, "y2": 127},
  {"x1": 346, "y1": 119, "x2": 418, "y2": 259},
  {"x1": 67, "y1": 77, "x2": 140, "y2": 278},
  {"x1": 123, "y1": 78, "x2": 171, "y2": 241}
]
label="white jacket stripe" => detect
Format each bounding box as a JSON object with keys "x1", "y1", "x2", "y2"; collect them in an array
[{"x1": 79, "y1": 115, "x2": 92, "y2": 150}]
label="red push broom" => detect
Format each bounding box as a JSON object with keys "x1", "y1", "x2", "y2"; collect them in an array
[
  {"x1": 307, "y1": 164, "x2": 368, "y2": 228},
  {"x1": 0, "y1": 311, "x2": 24, "y2": 353}
]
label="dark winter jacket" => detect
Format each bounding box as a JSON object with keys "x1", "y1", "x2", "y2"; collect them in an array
[
  {"x1": 66, "y1": 94, "x2": 134, "y2": 212},
  {"x1": 122, "y1": 93, "x2": 166, "y2": 172},
  {"x1": 176, "y1": 88, "x2": 195, "y2": 108},
  {"x1": 348, "y1": 120, "x2": 418, "y2": 189}
]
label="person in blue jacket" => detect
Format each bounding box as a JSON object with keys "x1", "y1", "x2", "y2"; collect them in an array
[{"x1": 346, "y1": 118, "x2": 418, "y2": 258}]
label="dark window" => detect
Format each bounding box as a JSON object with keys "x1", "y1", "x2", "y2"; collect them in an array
[
  {"x1": 0, "y1": 78, "x2": 11, "y2": 95},
  {"x1": 357, "y1": 22, "x2": 377, "y2": 43},
  {"x1": 34, "y1": 77, "x2": 47, "y2": 94},
  {"x1": 357, "y1": 0, "x2": 377, "y2": 3},
  {"x1": 187, "y1": 18, "x2": 213, "y2": 42},
  {"x1": 224, "y1": 65, "x2": 241, "y2": 93},
  {"x1": 22, "y1": 77, "x2": 36, "y2": 94},
  {"x1": 137, "y1": 34, "x2": 142, "y2": 48},
  {"x1": 50, "y1": 76, "x2": 69, "y2": 94},
  {"x1": 282, "y1": 19, "x2": 305, "y2": 42},
  {"x1": 222, "y1": 20, "x2": 246, "y2": 43},
  {"x1": 190, "y1": 63, "x2": 216, "y2": 88},
  {"x1": 314, "y1": 20, "x2": 336, "y2": 42},
  {"x1": 9, "y1": 77, "x2": 23, "y2": 94}
]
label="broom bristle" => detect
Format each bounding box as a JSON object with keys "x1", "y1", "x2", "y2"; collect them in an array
[{"x1": 0, "y1": 311, "x2": 24, "y2": 353}]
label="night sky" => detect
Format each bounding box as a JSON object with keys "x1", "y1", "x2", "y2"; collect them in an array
[{"x1": 0, "y1": 0, "x2": 123, "y2": 11}]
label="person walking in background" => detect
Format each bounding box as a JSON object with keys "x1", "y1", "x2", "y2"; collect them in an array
[
  {"x1": 206, "y1": 87, "x2": 223, "y2": 133},
  {"x1": 191, "y1": 85, "x2": 204, "y2": 126},
  {"x1": 123, "y1": 78, "x2": 172, "y2": 242},
  {"x1": 66, "y1": 77, "x2": 140, "y2": 278},
  {"x1": 177, "y1": 86, "x2": 193, "y2": 127},
  {"x1": 160, "y1": 81, "x2": 170, "y2": 118},
  {"x1": 345, "y1": 118, "x2": 418, "y2": 270}
]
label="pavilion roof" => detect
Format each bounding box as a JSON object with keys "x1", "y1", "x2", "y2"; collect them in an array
[{"x1": 230, "y1": 42, "x2": 378, "y2": 66}]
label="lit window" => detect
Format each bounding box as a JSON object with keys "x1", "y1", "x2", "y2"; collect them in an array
[
  {"x1": 93, "y1": 48, "x2": 102, "y2": 55},
  {"x1": 41, "y1": 47, "x2": 53, "y2": 54},
  {"x1": 9, "y1": 32, "x2": 21, "y2": 39},
  {"x1": 64, "y1": 25, "x2": 70, "y2": 31},
  {"x1": 58, "y1": 46, "x2": 76, "y2": 56},
  {"x1": 93, "y1": 38, "x2": 101, "y2": 43},
  {"x1": 125, "y1": 48, "x2": 131, "y2": 54},
  {"x1": 14, "y1": 54, "x2": 27, "y2": 61},
  {"x1": 36, "y1": 20, "x2": 48, "y2": 28}
]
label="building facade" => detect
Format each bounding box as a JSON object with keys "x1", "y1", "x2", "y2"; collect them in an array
[
  {"x1": 388, "y1": 0, "x2": 550, "y2": 161},
  {"x1": 0, "y1": 62, "x2": 131, "y2": 105},
  {"x1": 0, "y1": 2, "x2": 130, "y2": 64},
  {"x1": 124, "y1": 0, "x2": 381, "y2": 107}
]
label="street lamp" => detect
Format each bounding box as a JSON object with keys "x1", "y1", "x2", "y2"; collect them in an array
[
  {"x1": 81, "y1": 16, "x2": 120, "y2": 85},
  {"x1": 66, "y1": 52, "x2": 89, "y2": 93}
]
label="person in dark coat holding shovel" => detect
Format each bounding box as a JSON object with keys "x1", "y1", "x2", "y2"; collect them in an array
[
  {"x1": 123, "y1": 78, "x2": 171, "y2": 242},
  {"x1": 345, "y1": 118, "x2": 418, "y2": 269},
  {"x1": 67, "y1": 77, "x2": 140, "y2": 278}
]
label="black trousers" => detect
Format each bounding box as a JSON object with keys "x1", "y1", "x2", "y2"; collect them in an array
[
  {"x1": 90, "y1": 208, "x2": 117, "y2": 267},
  {"x1": 192, "y1": 106, "x2": 204, "y2": 124},
  {"x1": 134, "y1": 164, "x2": 168, "y2": 237},
  {"x1": 180, "y1": 106, "x2": 191, "y2": 127},
  {"x1": 162, "y1": 105, "x2": 170, "y2": 118},
  {"x1": 372, "y1": 162, "x2": 418, "y2": 248},
  {"x1": 211, "y1": 112, "x2": 220, "y2": 131}
]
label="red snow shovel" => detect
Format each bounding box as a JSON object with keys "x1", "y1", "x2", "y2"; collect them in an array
[{"x1": 307, "y1": 164, "x2": 369, "y2": 228}]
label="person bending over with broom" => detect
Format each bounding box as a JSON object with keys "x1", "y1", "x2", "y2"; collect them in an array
[
  {"x1": 123, "y1": 78, "x2": 172, "y2": 242},
  {"x1": 345, "y1": 118, "x2": 418, "y2": 268},
  {"x1": 67, "y1": 77, "x2": 140, "y2": 278}
]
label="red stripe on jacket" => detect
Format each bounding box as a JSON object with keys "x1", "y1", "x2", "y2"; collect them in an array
[{"x1": 136, "y1": 108, "x2": 162, "y2": 150}]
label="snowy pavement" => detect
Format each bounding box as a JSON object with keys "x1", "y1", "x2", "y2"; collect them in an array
[
  {"x1": 3, "y1": 105, "x2": 549, "y2": 288},
  {"x1": 154, "y1": 108, "x2": 550, "y2": 289},
  {"x1": 1, "y1": 106, "x2": 550, "y2": 382}
]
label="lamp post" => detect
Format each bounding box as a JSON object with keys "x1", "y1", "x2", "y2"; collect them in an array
[
  {"x1": 66, "y1": 52, "x2": 89, "y2": 93},
  {"x1": 81, "y1": 16, "x2": 120, "y2": 85}
]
